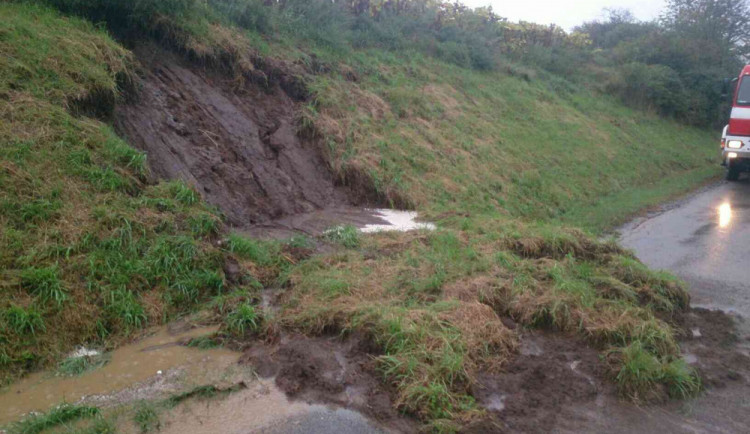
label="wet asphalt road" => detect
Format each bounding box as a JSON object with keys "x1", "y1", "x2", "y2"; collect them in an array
[
  {"x1": 614, "y1": 178, "x2": 750, "y2": 433},
  {"x1": 620, "y1": 179, "x2": 750, "y2": 320}
]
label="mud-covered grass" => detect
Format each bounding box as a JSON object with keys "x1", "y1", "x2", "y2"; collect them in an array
[
  {"x1": 6, "y1": 404, "x2": 101, "y2": 434},
  {"x1": 276, "y1": 218, "x2": 698, "y2": 430},
  {"x1": 2, "y1": 382, "x2": 246, "y2": 433},
  {"x1": 56, "y1": 353, "x2": 110, "y2": 377}
]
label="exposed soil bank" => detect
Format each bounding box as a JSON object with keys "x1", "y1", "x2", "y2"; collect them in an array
[{"x1": 115, "y1": 45, "x2": 349, "y2": 226}]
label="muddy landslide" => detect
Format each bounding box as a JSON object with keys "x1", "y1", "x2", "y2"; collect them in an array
[{"x1": 115, "y1": 46, "x2": 348, "y2": 226}]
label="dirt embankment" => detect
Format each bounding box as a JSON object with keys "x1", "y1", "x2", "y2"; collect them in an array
[{"x1": 115, "y1": 45, "x2": 349, "y2": 226}]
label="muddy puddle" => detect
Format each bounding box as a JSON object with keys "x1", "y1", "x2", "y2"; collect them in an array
[
  {"x1": 0, "y1": 325, "x2": 238, "y2": 425},
  {"x1": 119, "y1": 378, "x2": 385, "y2": 434},
  {"x1": 1, "y1": 326, "x2": 395, "y2": 433},
  {"x1": 243, "y1": 206, "x2": 435, "y2": 239}
]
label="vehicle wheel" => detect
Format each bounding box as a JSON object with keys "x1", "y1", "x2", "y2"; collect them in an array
[{"x1": 726, "y1": 167, "x2": 741, "y2": 181}]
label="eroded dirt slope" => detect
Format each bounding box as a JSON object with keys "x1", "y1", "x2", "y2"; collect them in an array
[{"x1": 115, "y1": 46, "x2": 348, "y2": 226}]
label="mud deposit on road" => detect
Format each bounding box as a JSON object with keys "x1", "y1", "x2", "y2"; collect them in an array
[
  {"x1": 121, "y1": 378, "x2": 384, "y2": 434},
  {"x1": 240, "y1": 335, "x2": 419, "y2": 433},
  {"x1": 236, "y1": 311, "x2": 750, "y2": 434},
  {"x1": 468, "y1": 309, "x2": 749, "y2": 433},
  {"x1": 679, "y1": 308, "x2": 750, "y2": 387},
  {"x1": 467, "y1": 332, "x2": 604, "y2": 433},
  {"x1": 115, "y1": 45, "x2": 350, "y2": 226}
]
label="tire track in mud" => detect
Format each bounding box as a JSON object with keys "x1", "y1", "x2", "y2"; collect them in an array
[{"x1": 114, "y1": 45, "x2": 349, "y2": 227}]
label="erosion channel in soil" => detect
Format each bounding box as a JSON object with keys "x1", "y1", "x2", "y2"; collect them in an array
[{"x1": 115, "y1": 45, "x2": 353, "y2": 227}]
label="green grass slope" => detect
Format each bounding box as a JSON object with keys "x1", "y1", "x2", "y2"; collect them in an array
[
  {"x1": 1, "y1": 1, "x2": 717, "y2": 431},
  {"x1": 302, "y1": 49, "x2": 718, "y2": 231}
]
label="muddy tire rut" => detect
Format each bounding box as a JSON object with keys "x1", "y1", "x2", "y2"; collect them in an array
[{"x1": 115, "y1": 45, "x2": 349, "y2": 226}]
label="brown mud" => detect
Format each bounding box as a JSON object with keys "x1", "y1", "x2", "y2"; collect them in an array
[
  {"x1": 470, "y1": 331, "x2": 604, "y2": 433},
  {"x1": 466, "y1": 308, "x2": 750, "y2": 434},
  {"x1": 125, "y1": 378, "x2": 383, "y2": 434},
  {"x1": 230, "y1": 309, "x2": 747, "y2": 434},
  {"x1": 115, "y1": 45, "x2": 351, "y2": 226},
  {"x1": 242, "y1": 207, "x2": 394, "y2": 239},
  {"x1": 240, "y1": 334, "x2": 419, "y2": 433}
]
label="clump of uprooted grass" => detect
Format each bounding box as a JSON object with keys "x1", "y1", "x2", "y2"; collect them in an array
[
  {"x1": 278, "y1": 216, "x2": 698, "y2": 430},
  {"x1": 56, "y1": 352, "x2": 110, "y2": 377},
  {"x1": 0, "y1": 3, "x2": 268, "y2": 384}
]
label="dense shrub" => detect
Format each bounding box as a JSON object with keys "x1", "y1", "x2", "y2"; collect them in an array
[{"x1": 41, "y1": 0, "x2": 203, "y2": 30}]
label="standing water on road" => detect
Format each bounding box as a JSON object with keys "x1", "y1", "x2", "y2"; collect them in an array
[{"x1": 619, "y1": 181, "x2": 750, "y2": 314}]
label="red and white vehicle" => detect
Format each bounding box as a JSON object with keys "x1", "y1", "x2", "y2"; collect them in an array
[{"x1": 722, "y1": 65, "x2": 750, "y2": 181}]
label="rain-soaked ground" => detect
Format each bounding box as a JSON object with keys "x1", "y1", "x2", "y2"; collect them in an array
[
  {"x1": 0, "y1": 323, "x2": 386, "y2": 433},
  {"x1": 0, "y1": 210, "x2": 434, "y2": 433},
  {"x1": 0, "y1": 325, "x2": 237, "y2": 425},
  {"x1": 5, "y1": 193, "x2": 750, "y2": 432}
]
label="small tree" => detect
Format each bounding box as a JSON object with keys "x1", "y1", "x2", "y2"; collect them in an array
[{"x1": 662, "y1": 0, "x2": 750, "y2": 63}]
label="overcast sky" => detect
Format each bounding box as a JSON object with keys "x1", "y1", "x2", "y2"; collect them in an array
[{"x1": 462, "y1": 0, "x2": 667, "y2": 31}]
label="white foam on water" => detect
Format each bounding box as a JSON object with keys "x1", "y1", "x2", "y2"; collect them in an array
[
  {"x1": 68, "y1": 347, "x2": 101, "y2": 358},
  {"x1": 360, "y1": 209, "x2": 436, "y2": 233}
]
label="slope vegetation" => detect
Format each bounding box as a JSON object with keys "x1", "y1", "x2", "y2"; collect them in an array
[{"x1": 0, "y1": 1, "x2": 718, "y2": 431}]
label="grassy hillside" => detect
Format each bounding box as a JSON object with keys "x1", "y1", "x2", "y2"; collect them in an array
[
  {"x1": 0, "y1": 1, "x2": 718, "y2": 431},
  {"x1": 301, "y1": 48, "x2": 717, "y2": 231}
]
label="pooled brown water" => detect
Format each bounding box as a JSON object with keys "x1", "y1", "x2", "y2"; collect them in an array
[
  {"x1": 0, "y1": 326, "x2": 239, "y2": 425},
  {"x1": 133, "y1": 379, "x2": 317, "y2": 434}
]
